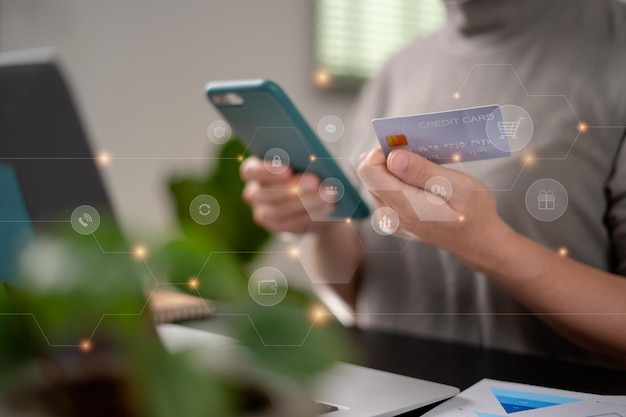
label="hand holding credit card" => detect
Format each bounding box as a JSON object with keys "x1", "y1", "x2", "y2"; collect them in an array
[{"x1": 372, "y1": 105, "x2": 511, "y2": 164}]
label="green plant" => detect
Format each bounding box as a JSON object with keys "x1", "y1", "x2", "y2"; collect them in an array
[
  {"x1": 0, "y1": 140, "x2": 352, "y2": 416},
  {"x1": 162, "y1": 138, "x2": 351, "y2": 382},
  {"x1": 0, "y1": 225, "x2": 234, "y2": 417},
  {"x1": 168, "y1": 139, "x2": 269, "y2": 264}
]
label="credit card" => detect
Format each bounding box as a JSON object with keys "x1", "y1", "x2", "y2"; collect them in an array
[{"x1": 372, "y1": 105, "x2": 510, "y2": 164}]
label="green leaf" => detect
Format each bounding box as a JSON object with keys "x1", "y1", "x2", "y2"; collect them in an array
[
  {"x1": 154, "y1": 237, "x2": 247, "y2": 301},
  {"x1": 236, "y1": 304, "x2": 354, "y2": 382},
  {"x1": 168, "y1": 140, "x2": 270, "y2": 265}
]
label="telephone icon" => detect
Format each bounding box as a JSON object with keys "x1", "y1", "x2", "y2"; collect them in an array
[{"x1": 78, "y1": 213, "x2": 93, "y2": 227}]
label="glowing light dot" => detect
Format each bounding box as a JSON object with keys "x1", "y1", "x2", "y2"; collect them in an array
[
  {"x1": 96, "y1": 151, "x2": 112, "y2": 167},
  {"x1": 557, "y1": 246, "x2": 569, "y2": 257},
  {"x1": 577, "y1": 122, "x2": 588, "y2": 133},
  {"x1": 187, "y1": 277, "x2": 200, "y2": 289},
  {"x1": 313, "y1": 68, "x2": 333, "y2": 88},
  {"x1": 453, "y1": 92, "x2": 461, "y2": 100},
  {"x1": 132, "y1": 244, "x2": 148, "y2": 260},
  {"x1": 345, "y1": 218, "x2": 352, "y2": 224},
  {"x1": 458, "y1": 214, "x2": 466, "y2": 222},
  {"x1": 237, "y1": 154, "x2": 244, "y2": 162},
  {"x1": 79, "y1": 339, "x2": 92, "y2": 353},
  {"x1": 309, "y1": 155, "x2": 317, "y2": 162},
  {"x1": 288, "y1": 246, "x2": 299, "y2": 259},
  {"x1": 520, "y1": 151, "x2": 537, "y2": 168},
  {"x1": 308, "y1": 304, "x2": 330, "y2": 326},
  {"x1": 452, "y1": 154, "x2": 462, "y2": 163}
]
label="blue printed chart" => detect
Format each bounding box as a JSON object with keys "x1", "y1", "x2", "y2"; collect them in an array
[
  {"x1": 490, "y1": 387, "x2": 581, "y2": 413},
  {"x1": 422, "y1": 379, "x2": 626, "y2": 417}
]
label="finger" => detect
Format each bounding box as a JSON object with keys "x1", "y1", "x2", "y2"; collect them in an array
[
  {"x1": 253, "y1": 200, "x2": 333, "y2": 233},
  {"x1": 243, "y1": 179, "x2": 297, "y2": 205},
  {"x1": 358, "y1": 150, "x2": 371, "y2": 165},
  {"x1": 370, "y1": 193, "x2": 386, "y2": 209},
  {"x1": 370, "y1": 185, "x2": 459, "y2": 223},
  {"x1": 387, "y1": 149, "x2": 457, "y2": 189},
  {"x1": 249, "y1": 173, "x2": 321, "y2": 205},
  {"x1": 357, "y1": 148, "x2": 403, "y2": 192},
  {"x1": 364, "y1": 147, "x2": 387, "y2": 167},
  {"x1": 294, "y1": 174, "x2": 337, "y2": 220},
  {"x1": 262, "y1": 211, "x2": 317, "y2": 234},
  {"x1": 253, "y1": 198, "x2": 310, "y2": 223},
  {"x1": 386, "y1": 150, "x2": 477, "y2": 210},
  {"x1": 297, "y1": 193, "x2": 336, "y2": 219},
  {"x1": 240, "y1": 156, "x2": 293, "y2": 184},
  {"x1": 246, "y1": 175, "x2": 333, "y2": 216}
]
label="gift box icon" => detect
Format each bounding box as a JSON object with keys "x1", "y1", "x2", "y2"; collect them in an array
[{"x1": 538, "y1": 190, "x2": 556, "y2": 210}]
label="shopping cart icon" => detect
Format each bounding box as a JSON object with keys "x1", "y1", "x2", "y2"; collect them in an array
[{"x1": 498, "y1": 117, "x2": 525, "y2": 140}]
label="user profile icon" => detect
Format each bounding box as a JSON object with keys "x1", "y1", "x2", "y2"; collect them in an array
[{"x1": 319, "y1": 177, "x2": 345, "y2": 203}]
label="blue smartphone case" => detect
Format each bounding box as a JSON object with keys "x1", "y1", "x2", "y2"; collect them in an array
[{"x1": 205, "y1": 79, "x2": 370, "y2": 219}]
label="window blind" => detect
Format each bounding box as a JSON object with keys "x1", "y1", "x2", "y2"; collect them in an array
[{"x1": 314, "y1": 0, "x2": 445, "y2": 90}]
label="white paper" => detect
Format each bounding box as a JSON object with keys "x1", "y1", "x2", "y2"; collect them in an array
[{"x1": 422, "y1": 379, "x2": 626, "y2": 417}]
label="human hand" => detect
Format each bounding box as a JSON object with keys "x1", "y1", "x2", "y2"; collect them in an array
[
  {"x1": 357, "y1": 148, "x2": 513, "y2": 266},
  {"x1": 240, "y1": 156, "x2": 335, "y2": 234}
]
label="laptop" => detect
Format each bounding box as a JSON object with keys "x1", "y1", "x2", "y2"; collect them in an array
[
  {"x1": 158, "y1": 323, "x2": 458, "y2": 417},
  {"x1": 0, "y1": 48, "x2": 122, "y2": 285},
  {"x1": 0, "y1": 49, "x2": 458, "y2": 416}
]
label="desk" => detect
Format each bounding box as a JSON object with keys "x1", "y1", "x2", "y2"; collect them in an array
[
  {"x1": 349, "y1": 328, "x2": 626, "y2": 395},
  {"x1": 351, "y1": 327, "x2": 626, "y2": 416},
  {"x1": 184, "y1": 319, "x2": 626, "y2": 416}
]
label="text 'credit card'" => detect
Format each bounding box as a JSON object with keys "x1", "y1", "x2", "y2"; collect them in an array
[{"x1": 372, "y1": 105, "x2": 511, "y2": 164}]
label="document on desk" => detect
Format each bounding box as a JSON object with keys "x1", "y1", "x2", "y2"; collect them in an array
[{"x1": 422, "y1": 378, "x2": 626, "y2": 417}]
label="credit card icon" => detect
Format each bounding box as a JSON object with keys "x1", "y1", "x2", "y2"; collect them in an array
[{"x1": 372, "y1": 105, "x2": 511, "y2": 164}]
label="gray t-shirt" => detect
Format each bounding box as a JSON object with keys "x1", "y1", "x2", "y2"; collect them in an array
[{"x1": 340, "y1": 0, "x2": 626, "y2": 362}]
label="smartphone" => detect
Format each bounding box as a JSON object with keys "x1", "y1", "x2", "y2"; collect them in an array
[{"x1": 205, "y1": 79, "x2": 370, "y2": 219}]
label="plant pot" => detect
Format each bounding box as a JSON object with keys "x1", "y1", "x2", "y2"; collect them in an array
[{"x1": 1, "y1": 350, "x2": 140, "y2": 417}]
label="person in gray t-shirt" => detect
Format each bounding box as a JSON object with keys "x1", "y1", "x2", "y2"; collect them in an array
[{"x1": 240, "y1": 0, "x2": 626, "y2": 366}]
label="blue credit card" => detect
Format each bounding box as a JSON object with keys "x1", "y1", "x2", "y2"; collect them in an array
[{"x1": 372, "y1": 105, "x2": 510, "y2": 164}]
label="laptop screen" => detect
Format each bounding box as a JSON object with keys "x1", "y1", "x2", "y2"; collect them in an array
[{"x1": 0, "y1": 50, "x2": 120, "y2": 284}]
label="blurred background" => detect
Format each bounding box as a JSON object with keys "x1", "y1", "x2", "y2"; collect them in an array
[{"x1": 0, "y1": 0, "x2": 444, "y2": 239}]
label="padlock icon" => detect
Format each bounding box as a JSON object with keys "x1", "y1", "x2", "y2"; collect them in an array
[{"x1": 272, "y1": 155, "x2": 282, "y2": 168}]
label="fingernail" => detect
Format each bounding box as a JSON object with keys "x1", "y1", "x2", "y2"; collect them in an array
[{"x1": 390, "y1": 152, "x2": 409, "y2": 173}]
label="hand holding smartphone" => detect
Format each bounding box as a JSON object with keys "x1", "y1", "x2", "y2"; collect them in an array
[{"x1": 205, "y1": 79, "x2": 369, "y2": 219}]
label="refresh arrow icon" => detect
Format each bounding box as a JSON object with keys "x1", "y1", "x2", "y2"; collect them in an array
[{"x1": 198, "y1": 203, "x2": 211, "y2": 216}]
